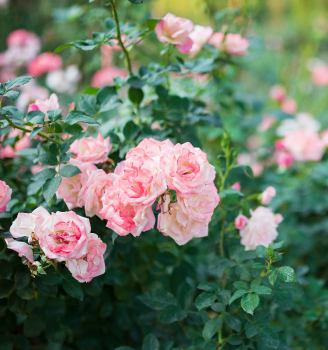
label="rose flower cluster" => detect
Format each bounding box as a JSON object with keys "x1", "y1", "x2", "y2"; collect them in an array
[{"x1": 57, "y1": 137, "x2": 220, "y2": 246}]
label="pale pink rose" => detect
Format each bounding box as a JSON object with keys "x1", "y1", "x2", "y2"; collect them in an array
[
  {"x1": 247, "y1": 135, "x2": 262, "y2": 150},
  {"x1": 177, "y1": 182, "x2": 219, "y2": 222},
  {"x1": 0, "y1": 145, "x2": 16, "y2": 159},
  {"x1": 311, "y1": 64, "x2": 328, "y2": 86},
  {"x1": 235, "y1": 215, "x2": 248, "y2": 229},
  {"x1": 258, "y1": 116, "x2": 275, "y2": 132},
  {"x1": 5, "y1": 239, "x2": 34, "y2": 263},
  {"x1": 224, "y1": 33, "x2": 249, "y2": 56},
  {"x1": 126, "y1": 138, "x2": 174, "y2": 162},
  {"x1": 321, "y1": 130, "x2": 328, "y2": 147},
  {"x1": 7, "y1": 29, "x2": 39, "y2": 47},
  {"x1": 101, "y1": 45, "x2": 115, "y2": 68},
  {"x1": 155, "y1": 13, "x2": 194, "y2": 54},
  {"x1": 160, "y1": 142, "x2": 215, "y2": 197},
  {"x1": 66, "y1": 233, "x2": 106, "y2": 283},
  {"x1": 56, "y1": 159, "x2": 97, "y2": 210},
  {"x1": 189, "y1": 25, "x2": 213, "y2": 58},
  {"x1": 114, "y1": 161, "x2": 126, "y2": 176},
  {"x1": 261, "y1": 186, "x2": 276, "y2": 205},
  {"x1": 27, "y1": 93, "x2": 60, "y2": 116},
  {"x1": 276, "y1": 112, "x2": 320, "y2": 137},
  {"x1": 269, "y1": 85, "x2": 286, "y2": 102},
  {"x1": 83, "y1": 169, "x2": 117, "y2": 219},
  {"x1": 15, "y1": 135, "x2": 32, "y2": 153},
  {"x1": 209, "y1": 32, "x2": 225, "y2": 49},
  {"x1": 274, "y1": 213, "x2": 283, "y2": 225},
  {"x1": 0, "y1": 180, "x2": 12, "y2": 213},
  {"x1": 282, "y1": 130, "x2": 324, "y2": 162},
  {"x1": 116, "y1": 155, "x2": 167, "y2": 206},
  {"x1": 231, "y1": 182, "x2": 241, "y2": 191},
  {"x1": 100, "y1": 186, "x2": 155, "y2": 236},
  {"x1": 157, "y1": 202, "x2": 208, "y2": 245},
  {"x1": 275, "y1": 151, "x2": 294, "y2": 168},
  {"x1": 250, "y1": 163, "x2": 263, "y2": 177},
  {"x1": 28, "y1": 53, "x2": 63, "y2": 77},
  {"x1": 151, "y1": 121, "x2": 162, "y2": 130},
  {"x1": 91, "y1": 67, "x2": 127, "y2": 88},
  {"x1": 69, "y1": 133, "x2": 111, "y2": 164},
  {"x1": 38, "y1": 211, "x2": 90, "y2": 262},
  {"x1": 281, "y1": 98, "x2": 297, "y2": 114},
  {"x1": 16, "y1": 83, "x2": 49, "y2": 111},
  {"x1": 31, "y1": 163, "x2": 44, "y2": 175},
  {"x1": 239, "y1": 206, "x2": 281, "y2": 250},
  {"x1": 10, "y1": 206, "x2": 50, "y2": 241},
  {"x1": 0, "y1": 130, "x2": 32, "y2": 159}
]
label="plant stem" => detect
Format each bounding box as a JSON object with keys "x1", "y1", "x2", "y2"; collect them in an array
[{"x1": 110, "y1": 0, "x2": 132, "y2": 75}]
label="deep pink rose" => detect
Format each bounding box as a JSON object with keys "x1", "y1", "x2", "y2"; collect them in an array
[
  {"x1": 269, "y1": 85, "x2": 286, "y2": 102},
  {"x1": 83, "y1": 169, "x2": 117, "y2": 219},
  {"x1": 0, "y1": 180, "x2": 12, "y2": 213},
  {"x1": 91, "y1": 67, "x2": 127, "y2": 88},
  {"x1": 69, "y1": 133, "x2": 111, "y2": 164},
  {"x1": 28, "y1": 52, "x2": 63, "y2": 77},
  {"x1": 281, "y1": 98, "x2": 297, "y2": 114},
  {"x1": 189, "y1": 25, "x2": 213, "y2": 58},
  {"x1": 5, "y1": 239, "x2": 34, "y2": 263},
  {"x1": 38, "y1": 211, "x2": 90, "y2": 262},
  {"x1": 261, "y1": 186, "x2": 276, "y2": 205},
  {"x1": 157, "y1": 202, "x2": 208, "y2": 245},
  {"x1": 100, "y1": 186, "x2": 155, "y2": 237},
  {"x1": 177, "y1": 182, "x2": 219, "y2": 222},
  {"x1": 235, "y1": 215, "x2": 248, "y2": 229},
  {"x1": 160, "y1": 142, "x2": 215, "y2": 197},
  {"x1": 275, "y1": 151, "x2": 294, "y2": 168},
  {"x1": 155, "y1": 13, "x2": 194, "y2": 54},
  {"x1": 56, "y1": 159, "x2": 97, "y2": 210},
  {"x1": 66, "y1": 233, "x2": 106, "y2": 283}
]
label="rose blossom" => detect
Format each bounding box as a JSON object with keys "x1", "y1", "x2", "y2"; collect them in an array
[
  {"x1": 16, "y1": 82, "x2": 49, "y2": 111},
  {"x1": 210, "y1": 33, "x2": 249, "y2": 56},
  {"x1": 83, "y1": 169, "x2": 117, "y2": 219},
  {"x1": 258, "y1": 116, "x2": 275, "y2": 132},
  {"x1": 275, "y1": 151, "x2": 294, "y2": 168},
  {"x1": 46, "y1": 65, "x2": 82, "y2": 94},
  {"x1": 155, "y1": 13, "x2": 194, "y2": 54},
  {"x1": 281, "y1": 130, "x2": 324, "y2": 162},
  {"x1": 5, "y1": 239, "x2": 34, "y2": 263},
  {"x1": 160, "y1": 142, "x2": 215, "y2": 197},
  {"x1": 28, "y1": 52, "x2": 63, "y2": 77},
  {"x1": 0, "y1": 180, "x2": 12, "y2": 213},
  {"x1": 269, "y1": 85, "x2": 286, "y2": 102},
  {"x1": 189, "y1": 25, "x2": 213, "y2": 58},
  {"x1": 276, "y1": 112, "x2": 320, "y2": 137},
  {"x1": 321, "y1": 130, "x2": 328, "y2": 147},
  {"x1": 177, "y1": 182, "x2": 220, "y2": 222},
  {"x1": 281, "y1": 97, "x2": 297, "y2": 114},
  {"x1": 231, "y1": 182, "x2": 241, "y2": 191},
  {"x1": 0, "y1": 129, "x2": 32, "y2": 159},
  {"x1": 56, "y1": 159, "x2": 97, "y2": 210},
  {"x1": 91, "y1": 67, "x2": 127, "y2": 88},
  {"x1": 69, "y1": 133, "x2": 111, "y2": 164},
  {"x1": 311, "y1": 63, "x2": 328, "y2": 86},
  {"x1": 38, "y1": 211, "x2": 90, "y2": 262},
  {"x1": 100, "y1": 186, "x2": 155, "y2": 236},
  {"x1": 209, "y1": 32, "x2": 225, "y2": 49},
  {"x1": 235, "y1": 215, "x2": 248, "y2": 229},
  {"x1": 66, "y1": 233, "x2": 106, "y2": 283},
  {"x1": 239, "y1": 206, "x2": 282, "y2": 250},
  {"x1": 261, "y1": 186, "x2": 276, "y2": 205},
  {"x1": 157, "y1": 202, "x2": 208, "y2": 245},
  {"x1": 27, "y1": 93, "x2": 60, "y2": 116}
]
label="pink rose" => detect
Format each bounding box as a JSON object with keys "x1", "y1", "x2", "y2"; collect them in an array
[
  {"x1": 261, "y1": 186, "x2": 276, "y2": 205},
  {"x1": 321, "y1": 130, "x2": 328, "y2": 147},
  {"x1": 28, "y1": 52, "x2": 63, "y2": 77},
  {"x1": 16, "y1": 83, "x2": 49, "y2": 111},
  {"x1": 275, "y1": 140, "x2": 286, "y2": 151},
  {"x1": 91, "y1": 67, "x2": 127, "y2": 88},
  {"x1": 100, "y1": 186, "x2": 155, "y2": 237},
  {"x1": 282, "y1": 130, "x2": 324, "y2": 162},
  {"x1": 38, "y1": 211, "x2": 90, "y2": 262},
  {"x1": 160, "y1": 142, "x2": 215, "y2": 197},
  {"x1": 269, "y1": 85, "x2": 286, "y2": 102},
  {"x1": 189, "y1": 25, "x2": 213, "y2": 58},
  {"x1": 224, "y1": 33, "x2": 249, "y2": 56},
  {"x1": 83, "y1": 169, "x2": 117, "y2": 219},
  {"x1": 311, "y1": 64, "x2": 328, "y2": 86},
  {"x1": 7, "y1": 29, "x2": 39, "y2": 47},
  {"x1": 5, "y1": 239, "x2": 34, "y2": 263},
  {"x1": 239, "y1": 206, "x2": 282, "y2": 250},
  {"x1": 10, "y1": 206, "x2": 50, "y2": 241},
  {"x1": 281, "y1": 98, "x2": 297, "y2": 114},
  {"x1": 126, "y1": 138, "x2": 174, "y2": 161},
  {"x1": 157, "y1": 202, "x2": 208, "y2": 245},
  {"x1": 114, "y1": 161, "x2": 126, "y2": 176},
  {"x1": 31, "y1": 163, "x2": 44, "y2": 175},
  {"x1": 56, "y1": 159, "x2": 97, "y2": 210},
  {"x1": 275, "y1": 151, "x2": 294, "y2": 168},
  {"x1": 0, "y1": 130, "x2": 32, "y2": 159},
  {"x1": 177, "y1": 182, "x2": 220, "y2": 222},
  {"x1": 0, "y1": 180, "x2": 12, "y2": 213},
  {"x1": 69, "y1": 133, "x2": 111, "y2": 164},
  {"x1": 27, "y1": 93, "x2": 60, "y2": 116},
  {"x1": 155, "y1": 13, "x2": 194, "y2": 54},
  {"x1": 235, "y1": 215, "x2": 248, "y2": 229},
  {"x1": 15, "y1": 135, "x2": 32, "y2": 153},
  {"x1": 209, "y1": 32, "x2": 225, "y2": 49},
  {"x1": 274, "y1": 213, "x2": 284, "y2": 225},
  {"x1": 258, "y1": 116, "x2": 275, "y2": 132},
  {"x1": 250, "y1": 163, "x2": 264, "y2": 177},
  {"x1": 66, "y1": 233, "x2": 106, "y2": 283},
  {"x1": 231, "y1": 182, "x2": 241, "y2": 191}
]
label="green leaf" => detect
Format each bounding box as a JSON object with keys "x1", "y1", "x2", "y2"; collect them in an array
[
  {"x1": 123, "y1": 120, "x2": 140, "y2": 140},
  {"x1": 211, "y1": 302, "x2": 225, "y2": 312},
  {"x1": 195, "y1": 292, "x2": 217, "y2": 310},
  {"x1": 3, "y1": 90, "x2": 19, "y2": 100},
  {"x1": 269, "y1": 241, "x2": 284, "y2": 249},
  {"x1": 233, "y1": 281, "x2": 248, "y2": 290},
  {"x1": 241, "y1": 293, "x2": 259, "y2": 315},
  {"x1": 26, "y1": 110, "x2": 45, "y2": 124},
  {"x1": 159, "y1": 304, "x2": 187, "y2": 324},
  {"x1": 224, "y1": 313, "x2": 241, "y2": 332},
  {"x1": 202, "y1": 315, "x2": 222, "y2": 341},
  {"x1": 72, "y1": 40, "x2": 98, "y2": 50},
  {"x1": 59, "y1": 165, "x2": 81, "y2": 178},
  {"x1": 255, "y1": 245, "x2": 268, "y2": 258},
  {"x1": 32, "y1": 168, "x2": 57, "y2": 183},
  {"x1": 127, "y1": 76, "x2": 146, "y2": 88},
  {"x1": 59, "y1": 152, "x2": 75, "y2": 163},
  {"x1": 39, "y1": 152, "x2": 58, "y2": 166},
  {"x1": 54, "y1": 43, "x2": 75, "y2": 53},
  {"x1": 138, "y1": 289, "x2": 177, "y2": 310},
  {"x1": 177, "y1": 282, "x2": 193, "y2": 310},
  {"x1": 62, "y1": 276, "x2": 84, "y2": 301},
  {"x1": 128, "y1": 87, "x2": 144, "y2": 105},
  {"x1": 250, "y1": 286, "x2": 272, "y2": 295},
  {"x1": 29, "y1": 126, "x2": 43, "y2": 140},
  {"x1": 245, "y1": 322, "x2": 259, "y2": 338},
  {"x1": 128, "y1": 0, "x2": 143, "y2": 4},
  {"x1": 43, "y1": 176, "x2": 62, "y2": 202},
  {"x1": 60, "y1": 141, "x2": 70, "y2": 153},
  {"x1": 14, "y1": 270, "x2": 30, "y2": 290},
  {"x1": 142, "y1": 334, "x2": 159, "y2": 350},
  {"x1": 105, "y1": 18, "x2": 116, "y2": 30},
  {"x1": 197, "y1": 282, "x2": 219, "y2": 293},
  {"x1": 47, "y1": 109, "x2": 62, "y2": 121},
  {"x1": 146, "y1": 18, "x2": 161, "y2": 31},
  {"x1": 63, "y1": 111, "x2": 99, "y2": 125},
  {"x1": 24, "y1": 314, "x2": 43, "y2": 337},
  {"x1": 277, "y1": 266, "x2": 298, "y2": 282},
  {"x1": 160, "y1": 341, "x2": 174, "y2": 350},
  {"x1": 4, "y1": 76, "x2": 32, "y2": 90},
  {"x1": 250, "y1": 276, "x2": 262, "y2": 288},
  {"x1": 97, "y1": 86, "x2": 121, "y2": 112},
  {"x1": 268, "y1": 269, "x2": 278, "y2": 286},
  {"x1": 229, "y1": 289, "x2": 247, "y2": 305}
]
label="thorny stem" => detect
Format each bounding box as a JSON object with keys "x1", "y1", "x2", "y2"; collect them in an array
[{"x1": 110, "y1": 0, "x2": 132, "y2": 75}]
